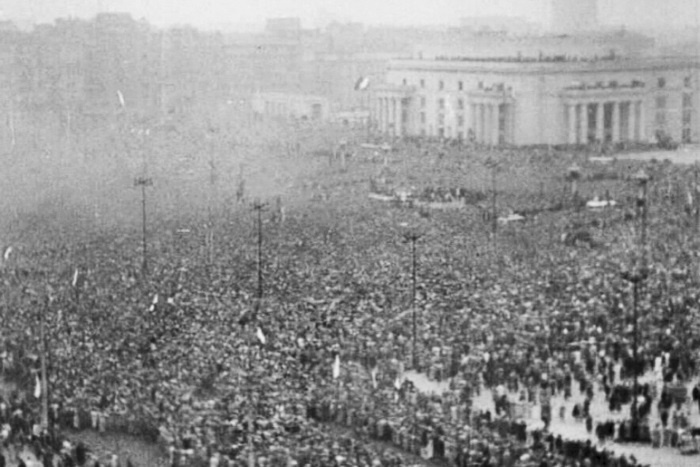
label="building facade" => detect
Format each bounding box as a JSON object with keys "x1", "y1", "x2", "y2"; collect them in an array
[
  {"x1": 251, "y1": 92, "x2": 329, "y2": 121},
  {"x1": 372, "y1": 57, "x2": 700, "y2": 146}
]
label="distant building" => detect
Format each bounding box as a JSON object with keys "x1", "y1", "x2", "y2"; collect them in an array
[
  {"x1": 414, "y1": 30, "x2": 654, "y2": 61},
  {"x1": 252, "y1": 92, "x2": 329, "y2": 121},
  {"x1": 458, "y1": 16, "x2": 541, "y2": 36},
  {"x1": 551, "y1": 0, "x2": 598, "y2": 34},
  {"x1": 372, "y1": 55, "x2": 700, "y2": 146}
]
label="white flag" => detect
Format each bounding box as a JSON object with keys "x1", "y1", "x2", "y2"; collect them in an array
[
  {"x1": 149, "y1": 294, "x2": 158, "y2": 312},
  {"x1": 34, "y1": 374, "x2": 41, "y2": 399},
  {"x1": 332, "y1": 354, "x2": 340, "y2": 379},
  {"x1": 370, "y1": 367, "x2": 378, "y2": 389},
  {"x1": 256, "y1": 326, "x2": 266, "y2": 345},
  {"x1": 394, "y1": 376, "x2": 401, "y2": 390},
  {"x1": 3, "y1": 246, "x2": 12, "y2": 261},
  {"x1": 117, "y1": 90, "x2": 125, "y2": 108},
  {"x1": 72, "y1": 269, "x2": 79, "y2": 288}
]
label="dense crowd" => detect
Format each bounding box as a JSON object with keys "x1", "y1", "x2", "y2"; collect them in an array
[{"x1": 0, "y1": 123, "x2": 699, "y2": 467}]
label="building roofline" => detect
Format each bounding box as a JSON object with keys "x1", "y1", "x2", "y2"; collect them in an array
[{"x1": 389, "y1": 56, "x2": 700, "y2": 75}]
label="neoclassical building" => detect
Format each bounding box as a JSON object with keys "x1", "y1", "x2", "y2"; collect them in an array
[{"x1": 371, "y1": 56, "x2": 700, "y2": 146}]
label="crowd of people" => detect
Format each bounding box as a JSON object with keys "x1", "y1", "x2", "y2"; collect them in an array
[{"x1": 0, "y1": 121, "x2": 699, "y2": 467}]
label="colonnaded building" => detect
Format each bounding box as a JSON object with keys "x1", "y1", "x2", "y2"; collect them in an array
[
  {"x1": 371, "y1": 55, "x2": 700, "y2": 146},
  {"x1": 371, "y1": 0, "x2": 700, "y2": 146}
]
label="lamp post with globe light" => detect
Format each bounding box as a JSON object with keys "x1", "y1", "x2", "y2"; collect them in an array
[
  {"x1": 402, "y1": 228, "x2": 423, "y2": 370},
  {"x1": 620, "y1": 168, "x2": 651, "y2": 432}
]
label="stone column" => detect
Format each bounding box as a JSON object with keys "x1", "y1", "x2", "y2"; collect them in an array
[
  {"x1": 396, "y1": 98, "x2": 403, "y2": 136},
  {"x1": 638, "y1": 100, "x2": 646, "y2": 141},
  {"x1": 470, "y1": 103, "x2": 477, "y2": 140},
  {"x1": 612, "y1": 101, "x2": 620, "y2": 143},
  {"x1": 478, "y1": 103, "x2": 484, "y2": 143},
  {"x1": 568, "y1": 104, "x2": 576, "y2": 145},
  {"x1": 379, "y1": 97, "x2": 385, "y2": 133},
  {"x1": 491, "y1": 104, "x2": 500, "y2": 145},
  {"x1": 596, "y1": 102, "x2": 604, "y2": 142},
  {"x1": 628, "y1": 101, "x2": 636, "y2": 142}
]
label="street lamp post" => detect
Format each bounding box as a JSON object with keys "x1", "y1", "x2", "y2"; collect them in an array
[
  {"x1": 134, "y1": 177, "x2": 153, "y2": 276},
  {"x1": 620, "y1": 168, "x2": 651, "y2": 432},
  {"x1": 403, "y1": 230, "x2": 423, "y2": 369},
  {"x1": 632, "y1": 169, "x2": 650, "y2": 248},
  {"x1": 38, "y1": 297, "x2": 49, "y2": 432},
  {"x1": 693, "y1": 163, "x2": 699, "y2": 231},
  {"x1": 485, "y1": 157, "x2": 498, "y2": 237},
  {"x1": 252, "y1": 200, "x2": 267, "y2": 310},
  {"x1": 246, "y1": 200, "x2": 268, "y2": 467},
  {"x1": 620, "y1": 267, "x2": 648, "y2": 428}
]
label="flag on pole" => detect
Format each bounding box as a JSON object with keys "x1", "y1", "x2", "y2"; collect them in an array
[
  {"x1": 149, "y1": 294, "x2": 158, "y2": 312},
  {"x1": 3, "y1": 246, "x2": 12, "y2": 261},
  {"x1": 34, "y1": 374, "x2": 41, "y2": 399},
  {"x1": 334, "y1": 354, "x2": 341, "y2": 378},
  {"x1": 117, "y1": 90, "x2": 125, "y2": 108},
  {"x1": 256, "y1": 326, "x2": 266, "y2": 345},
  {"x1": 354, "y1": 77, "x2": 370, "y2": 91}
]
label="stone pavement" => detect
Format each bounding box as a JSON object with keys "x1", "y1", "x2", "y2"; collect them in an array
[{"x1": 404, "y1": 370, "x2": 700, "y2": 467}]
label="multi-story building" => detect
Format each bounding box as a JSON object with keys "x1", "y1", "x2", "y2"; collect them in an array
[{"x1": 372, "y1": 55, "x2": 700, "y2": 145}]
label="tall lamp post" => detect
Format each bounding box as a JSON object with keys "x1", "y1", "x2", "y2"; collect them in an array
[
  {"x1": 620, "y1": 266, "x2": 648, "y2": 428},
  {"x1": 620, "y1": 168, "x2": 651, "y2": 431},
  {"x1": 134, "y1": 176, "x2": 153, "y2": 276},
  {"x1": 252, "y1": 200, "x2": 267, "y2": 310},
  {"x1": 402, "y1": 229, "x2": 423, "y2": 369},
  {"x1": 633, "y1": 169, "x2": 650, "y2": 248},
  {"x1": 485, "y1": 157, "x2": 498, "y2": 238}
]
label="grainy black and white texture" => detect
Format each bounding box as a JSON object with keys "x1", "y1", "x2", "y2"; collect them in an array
[{"x1": 0, "y1": 1, "x2": 699, "y2": 466}]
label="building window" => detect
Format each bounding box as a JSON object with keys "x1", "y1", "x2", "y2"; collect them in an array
[
  {"x1": 438, "y1": 98, "x2": 445, "y2": 110},
  {"x1": 420, "y1": 79, "x2": 425, "y2": 88},
  {"x1": 457, "y1": 115, "x2": 464, "y2": 127},
  {"x1": 439, "y1": 80, "x2": 444, "y2": 91},
  {"x1": 658, "y1": 77, "x2": 666, "y2": 88},
  {"x1": 420, "y1": 97, "x2": 426, "y2": 108},
  {"x1": 457, "y1": 99, "x2": 464, "y2": 110},
  {"x1": 420, "y1": 112, "x2": 426, "y2": 124},
  {"x1": 458, "y1": 81, "x2": 463, "y2": 91},
  {"x1": 685, "y1": 76, "x2": 692, "y2": 88}
]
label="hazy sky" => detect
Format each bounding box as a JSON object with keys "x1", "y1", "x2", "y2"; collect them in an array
[{"x1": 0, "y1": 0, "x2": 698, "y2": 30}]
